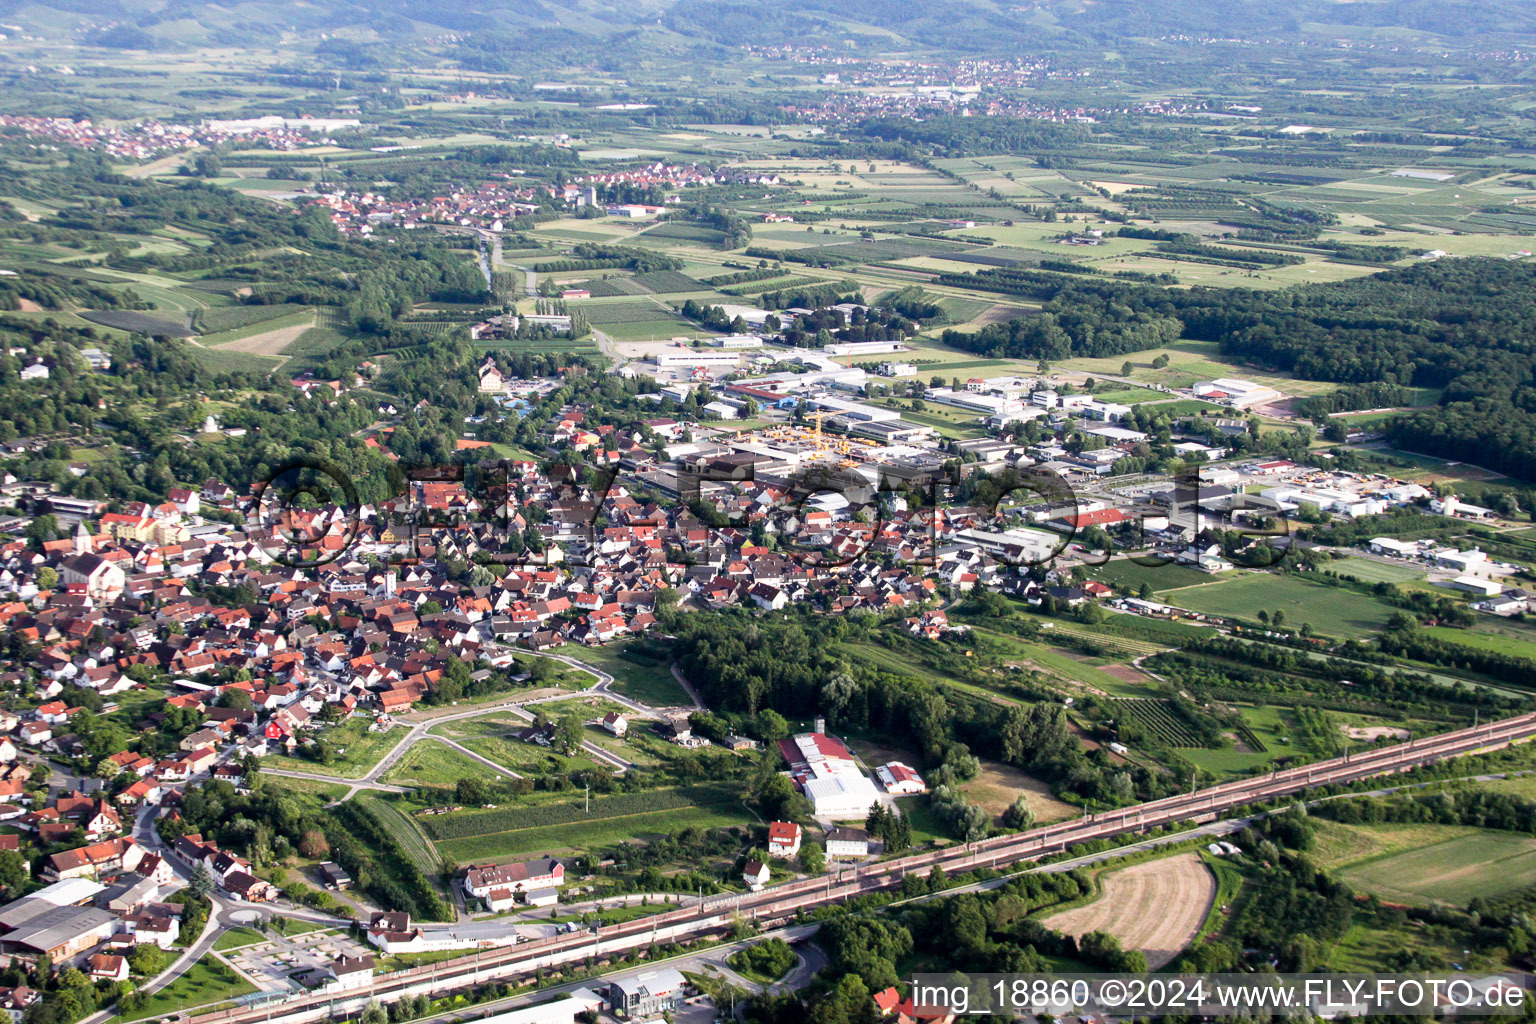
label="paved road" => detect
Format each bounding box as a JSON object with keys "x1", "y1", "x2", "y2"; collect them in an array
[
  {"x1": 261, "y1": 768, "x2": 410, "y2": 795},
  {"x1": 256, "y1": 643, "x2": 682, "y2": 795}
]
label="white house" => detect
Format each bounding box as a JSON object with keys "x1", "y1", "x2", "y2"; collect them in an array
[
  {"x1": 826, "y1": 827, "x2": 870, "y2": 859},
  {"x1": 766, "y1": 821, "x2": 802, "y2": 859},
  {"x1": 742, "y1": 859, "x2": 770, "y2": 892}
]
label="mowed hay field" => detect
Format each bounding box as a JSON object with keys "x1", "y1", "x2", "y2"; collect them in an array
[
  {"x1": 1313, "y1": 820, "x2": 1536, "y2": 906},
  {"x1": 206, "y1": 310, "x2": 316, "y2": 355},
  {"x1": 1043, "y1": 853, "x2": 1215, "y2": 968},
  {"x1": 960, "y1": 761, "x2": 1078, "y2": 825}
]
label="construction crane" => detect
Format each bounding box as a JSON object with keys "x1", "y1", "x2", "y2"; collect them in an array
[{"x1": 811, "y1": 410, "x2": 828, "y2": 451}]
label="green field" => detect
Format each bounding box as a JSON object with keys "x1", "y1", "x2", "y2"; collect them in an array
[
  {"x1": 1085, "y1": 558, "x2": 1213, "y2": 594},
  {"x1": 558, "y1": 642, "x2": 692, "y2": 707},
  {"x1": 380, "y1": 738, "x2": 524, "y2": 787},
  {"x1": 1159, "y1": 574, "x2": 1398, "y2": 638},
  {"x1": 434, "y1": 802, "x2": 753, "y2": 861},
  {"x1": 455, "y1": 732, "x2": 604, "y2": 775},
  {"x1": 261, "y1": 718, "x2": 407, "y2": 779},
  {"x1": 1313, "y1": 820, "x2": 1536, "y2": 906},
  {"x1": 212, "y1": 926, "x2": 266, "y2": 951},
  {"x1": 1323, "y1": 558, "x2": 1426, "y2": 584},
  {"x1": 118, "y1": 956, "x2": 256, "y2": 1022},
  {"x1": 357, "y1": 794, "x2": 444, "y2": 873},
  {"x1": 1424, "y1": 626, "x2": 1536, "y2": 661}
]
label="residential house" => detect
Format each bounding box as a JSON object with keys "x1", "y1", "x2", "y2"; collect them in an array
[{"x1": 766, "y1": 821, "x2": 802, "y2": 860}]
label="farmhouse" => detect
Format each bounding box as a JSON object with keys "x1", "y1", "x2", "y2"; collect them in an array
[{"x1": 464, "y1": 858, "x2": 565, "y2": 899}]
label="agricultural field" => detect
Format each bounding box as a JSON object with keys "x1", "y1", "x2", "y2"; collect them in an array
[
  {"x1": 573, "y1": 298, "x2": 703, "y2": 341},
  {"x1": 1084, "y1": 558, "x2": 1214, "y2": 594},
  {"x1": 1158, "y1": 574, "x2": 1399, "y2": 638},
  {"x1": 965, "y1": 626, "x2": 1151, "y2": 697},
  {"x1": 78, "y1": 309, "x2": 195, "y2": 336},
  {"x1": 423, "y1": 783, "x2": 754, "y2": 862},
  {"x1": 1424, "y1": 626, "x2": 1536, "y2": 661},
  {"x1": 1313, "y1": 820, "x2": 1536, "y2": 906},
  {"x1": 356, "y1": 794, "x2": 446, "y2": 875},
  {"x1": 1112, "y1": 698, "x2": 1206, "y2": 747},
  {"x1": 1322, "y1": 558, "x2": 1427, "y2": 584},
  {"x1": 1058, "y1": 339, "x2": 1338, "y2": 398},
  {"x1": 1042, "y1": 853, "x2": 1216, "y2": 969}
]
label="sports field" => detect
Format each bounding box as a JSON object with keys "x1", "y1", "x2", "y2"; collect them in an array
[{"x1": 1159, "y1": 574, "x2": 1398, "y2": 638}]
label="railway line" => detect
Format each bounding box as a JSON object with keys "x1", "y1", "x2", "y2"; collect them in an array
[{"x1": 183, "y1": 711, "x2": 1536, "y2": 1024}]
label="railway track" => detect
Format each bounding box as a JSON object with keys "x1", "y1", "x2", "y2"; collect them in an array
[{"x1": 183, "y1": 712, "x2": 1536, "y2": 1024}]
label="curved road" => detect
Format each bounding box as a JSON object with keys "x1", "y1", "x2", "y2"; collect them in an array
[{"x1": 255, "y1": 644, "x2": 690, "y2": 795}]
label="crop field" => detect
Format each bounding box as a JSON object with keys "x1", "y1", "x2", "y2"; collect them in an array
[
  {"x1": 1058, "y1": 340, "x2": 1339, "y2": 397},
  {"x1": 357, "y1": 794, "x2": 444, "y2": 873},
  {"x1": 203, "y1": 309, "x2": 315, "y2": 354},
  {"x1": 722, "y1": 275, "x2": 822, "y2": 295},
  {"x1": 79, "y1": 309, "x2": 195, "y2": 336},
  {"x1": 1158, "y1": 574, "x2": 1398, "y2": 638},
  {"x1": 574, "y1": 299, "x2": 699, "y2": 339},
  {"x1": 582, "y1": 278, "x2": 646, "y2": 297},
  {"x1": 1313, "y1": 821, "x2": 1536, "y2": 905},
  {"x1": 1043, "y1": 853, "x2": 1215, "y2": 969},
  {"x1": 1039, "y1": 621, "x2": 1164, "y2": 659},
  {"x1": 193, "y1": 302, "x2": 309, "y2": 333},
  {"x1": 421, "y1": 783, "x2": 741, "y2": 841},
  {"x1": 426, "y1": 783, "x2": 752, "y2": 861},
  {"x1": 1112, "y1": 698, "x2": 1206, "y2": 746},
  {"x1": 185, "y1": 345, "x2": 285, "y2": 374},
  {"x1": 959, "y1": 760, "x2": 1078, "y2": 825},
  {"x1": 627, "y1": 269, "x2": 711, "y2": 293},
  {"x1": 781, "y1": 236, "x2": 983, "y2": 266},
  {"x1": 638, "y1": 222, "x2": 727, "y2": 245}
]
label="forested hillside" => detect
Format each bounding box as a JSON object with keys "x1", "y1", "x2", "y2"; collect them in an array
[{"x1": 5, "y1": 0, "x2": 1535, "y2": 51}]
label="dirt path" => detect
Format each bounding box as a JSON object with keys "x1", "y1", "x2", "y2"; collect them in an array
[{"x1": 1043, "y1": 852, "x2": 1215, "y2": 969}]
